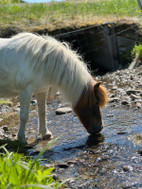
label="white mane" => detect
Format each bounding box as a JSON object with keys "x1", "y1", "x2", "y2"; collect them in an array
[{"x1": 10, "y1": 32, "x2": 92, "y2": 107}]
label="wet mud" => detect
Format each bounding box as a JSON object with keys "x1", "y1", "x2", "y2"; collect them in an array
[{"x1": 0, "y1": 67, "x2": 142, "y2": 188}]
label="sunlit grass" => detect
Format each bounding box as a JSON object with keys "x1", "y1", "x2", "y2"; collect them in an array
[
  {"x1": 132, "y1": 43, "x2": 142, "y2": 60},
  {"x1": 0, "y1": 99, "x2": 11, "y2": 104},
  {"x1": 0, "y1": 137, "x2": 64, "y2": 189},
  {"x1": 0, "y1": 0, "x2": 140, "y2": 31}
]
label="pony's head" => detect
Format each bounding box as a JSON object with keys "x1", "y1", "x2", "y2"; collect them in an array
[{"x1": 74, "y1": 80, "x2": 108, "y2": 135}]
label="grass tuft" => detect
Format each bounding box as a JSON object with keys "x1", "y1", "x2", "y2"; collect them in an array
[{"x1": 0, "y1": 137, "x2": 64, "y2": 189}]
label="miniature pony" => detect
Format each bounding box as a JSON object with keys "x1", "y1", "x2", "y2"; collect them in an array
[{"x1": 0, "y1": 33, "x2": 108, "y2": 143}]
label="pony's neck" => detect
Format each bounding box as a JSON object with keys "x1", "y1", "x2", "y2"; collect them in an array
[{"x1": 66, "y1": 77, "x2": 93, "y2": 108}]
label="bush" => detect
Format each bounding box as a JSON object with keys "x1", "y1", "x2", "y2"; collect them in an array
[{"x1": 131, "y1": 43, "x2": 142, "y2": 60}]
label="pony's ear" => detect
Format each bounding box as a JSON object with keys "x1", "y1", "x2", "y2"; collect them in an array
[
  {"x1": 94, "y1": 82, "x2": 101, "y2": 91},
  {"x1": 94, "y1": 82, "x2": 108, "y2": 107}
]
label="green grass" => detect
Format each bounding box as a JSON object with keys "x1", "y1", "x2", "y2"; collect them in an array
[
  {"x1": 0, "y1": 0, "x2": 140, "y2": 31},
  {"x1": 131, "y1": 43, "x2": 142, "y2": 60},
  {"x1": 0, "y1": 138, "x2": 64, "y2": 189},
  {"x1": 0, "y1": 99, "x2": 11, "y2": 104},
  {"x1": 0, "y1": 0, "x2": 21, "y2": 4}
]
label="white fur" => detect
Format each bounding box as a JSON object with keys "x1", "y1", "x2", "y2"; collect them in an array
[{"x1": 0, "y1": 32, "x2": 93, "y2": 143}]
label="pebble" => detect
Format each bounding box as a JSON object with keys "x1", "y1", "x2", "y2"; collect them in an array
[
  {"x1": 107, "y1": 114, "x2": 114, "y2": 117},
  {"x1": 130, "y1": 94, "x2": 140, "y2": 100},
  {"x1": 57, "y1": 163, "x2": 69, "y2": 168},
  {"x1": 138, "y1": 149, "x2": 142, "y2": 156},
  {"x1": 117, "y1": 131, "x2": 127, "y2": 135},
  {"x1": 135, "y1": 102, "x2": 141, "y2": 109},
  {"x1": 126, "y1": 90, "x2": 141, "y2": 95},
  {"x1": 55, "y1": 107, "x2": 72, "y2": 115},
  {"x1": 31, "y1": 100, "x2": 37, "y2": 106},
  {"x1": 123, "y1": 165, "x2": 133, "y2": 172},
  {"x1": 2, "y1": 125, "x2": 8, "y2": 132},
  {"x1": 109, "y1": 98, "x2": 120, "y2": 103},
  {"x1": 121, "y1": 100, "x2": 130, "y2": 106}
]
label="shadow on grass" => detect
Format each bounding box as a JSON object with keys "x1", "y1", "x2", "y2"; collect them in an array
[{"x1": 0, "y1": 139, "x2": 26, "y2": 153}]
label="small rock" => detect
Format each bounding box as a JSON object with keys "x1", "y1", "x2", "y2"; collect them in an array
[
  {"x1": 110, "y1": 94, "x2": 116, "y2": 98},
  {"x1": 109, "y1": 98, "x2": 120, "y2": 103},
  {"x1": 2, "y1": 125, "x2": 8, "y2": 132},
  {"x1": 31, "y1": 100, "x2": 37, "y2": 106},
  {"x1": 57, "y1": 163, "x2": 69, "y2": 168},
  {"x1": 55, "y1": 107, "x2": 72, "y2": 115},
  {"x1": 112, "y1": 86, "x2": 117, "y2": 90},
  {"x1": 126, "y1": 89, "x2": 141, "y2": 95},
  {"x1": 107, "y1": 114, "x2": 114, "y2": 117},
  {"x1": 117, "y1": 131, "x2": 127, "y2": 135},
  {"x1": 135, "y1": 102, "x2": 141, "y2": 109},
  {"x1": 138, "y1": 149, "x2": 142, "y2": 156},
  {"x1": 121, "y1": 100, "x2": 130, "y2": 106},
  {"x1": 130, "y1": 94, "x2": 139, "y2": 100},
  {"x1": 45, "y1": 163, "x2": 55, "y2": 168},
  {"x1": 67, "y1": 160, "x2": 77, "y2": 164},
  {"x1": 123, "y1": 165, "x2": 133, "y2": 172}
]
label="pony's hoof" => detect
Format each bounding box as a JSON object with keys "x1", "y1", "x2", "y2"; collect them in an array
[
  {"x1": 17, "y1": 137, "x2": 27, "y2": 144},
  {"x1": 43, "y1": 133, "x2": 53, "y2": 140},
  {"x1": 17, "y1": 135, "x2": 27, "y2": 144}
]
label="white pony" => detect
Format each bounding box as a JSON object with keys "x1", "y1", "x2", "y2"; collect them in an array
[{"x1": 0, "y1": 33, "x2": 108, "y2": 143}]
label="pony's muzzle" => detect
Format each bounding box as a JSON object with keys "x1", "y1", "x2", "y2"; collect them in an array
[{"x1": 88, "y1": 124, "x2": 103, "y2": 135}]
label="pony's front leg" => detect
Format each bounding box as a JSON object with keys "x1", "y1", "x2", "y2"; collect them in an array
[
  {"x1": 36, "y1": 92, "x2": 53, "y2": 140},
  {"x1": 18, "y1": 88, "x2": 32, "y2": 144}
]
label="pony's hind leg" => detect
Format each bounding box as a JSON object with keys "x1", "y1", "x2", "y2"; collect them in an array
[
  {"x1": 18, "y1": 88, "x2": 32, "y2": 144},
  {"x1": 36, "y1": 92, "x2": 53, "y2": 140}
]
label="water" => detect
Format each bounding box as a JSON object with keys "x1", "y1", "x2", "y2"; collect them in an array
[
  {"x1": 25, "y1": 0, "x2": 64, "y2": 3},
  {"x1": 23, "y1": 100, "x2": 142, "y2": 188}
]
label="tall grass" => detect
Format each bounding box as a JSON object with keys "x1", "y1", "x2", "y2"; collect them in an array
[
  {"x1": 0, "y1": 137, "x2": 63, "y2": 189},
  {"x1": 0, "y1": 0, "x2": 21, "y2": 4},
  {"x1": 0, "y1": 0, "x2": 140, "y2": 30}
]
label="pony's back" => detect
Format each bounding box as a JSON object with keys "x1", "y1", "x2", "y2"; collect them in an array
[{"x1": 10, "y1": 33, "x2": 92, "y2": 106}]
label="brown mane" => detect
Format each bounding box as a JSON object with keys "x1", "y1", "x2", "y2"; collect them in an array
[{"x1": 77, "y1": 80, "x2": 108, "y2": 108}]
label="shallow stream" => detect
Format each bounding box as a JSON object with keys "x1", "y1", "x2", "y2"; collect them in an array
[{"x1": 23, "y1": 99, "x2": 142, "y2": 189}]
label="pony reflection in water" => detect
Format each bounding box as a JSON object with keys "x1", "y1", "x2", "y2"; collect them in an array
[{"x1": 0, "y1": 33, "x2": 108, "y2": 143}]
